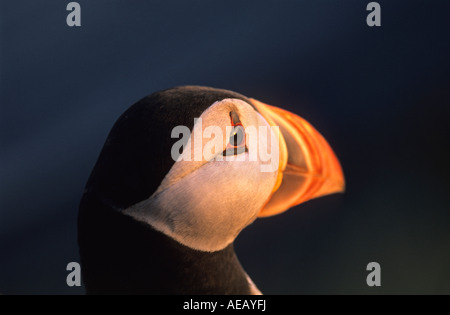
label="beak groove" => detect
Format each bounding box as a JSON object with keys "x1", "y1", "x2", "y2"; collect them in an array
[{"x1": 249, "y1": 98, "x2": 345, "y2": 217}]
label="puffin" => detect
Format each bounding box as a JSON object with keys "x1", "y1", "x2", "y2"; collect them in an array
[{"x1": 78, "y1": 86, "x2": 345, "y2": 294}]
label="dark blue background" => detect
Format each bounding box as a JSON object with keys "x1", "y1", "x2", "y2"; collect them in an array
[{"x1": 1, "y1": 0, "x2": 449, "y2": 294}]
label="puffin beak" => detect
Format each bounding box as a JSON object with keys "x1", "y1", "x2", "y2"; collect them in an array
[{"x1": 249, "y1": 99, "x2": 345, "y2": 218}]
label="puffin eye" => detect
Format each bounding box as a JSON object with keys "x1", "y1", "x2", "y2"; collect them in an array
[
  {"x1": 223, "y1": 123, "x2": 247, "y2": 156},
  {"x1": 223, "y1": 112, "x2": 247, "y2": 156},
  {"x1": 229, "y1": 124, "x2": 245, "y2": 148}
]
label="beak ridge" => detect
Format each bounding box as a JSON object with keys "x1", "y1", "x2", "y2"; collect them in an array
[{"x1": 249, "y1": 98, "x2": 345, "y2": 217}]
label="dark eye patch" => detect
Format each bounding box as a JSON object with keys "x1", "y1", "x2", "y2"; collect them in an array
[{"x1": 222, "y1": 111, "x2": 247, "y2": 156}]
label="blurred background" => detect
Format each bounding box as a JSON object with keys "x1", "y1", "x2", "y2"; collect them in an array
[{"x1": 1, "y1": 0, "x2": 449, "y2": 294}]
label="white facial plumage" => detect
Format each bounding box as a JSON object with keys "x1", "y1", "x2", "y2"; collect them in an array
[{"x1": 123, "y1": 99, "x2": 279, "y2": 252}]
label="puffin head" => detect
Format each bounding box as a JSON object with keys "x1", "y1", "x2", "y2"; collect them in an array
[{"x1": 80, "y1": 86, "x2": 344, "y2": 254}]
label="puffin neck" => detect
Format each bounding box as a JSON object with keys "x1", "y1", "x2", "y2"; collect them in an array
[{"x1": 78, "y1": 193, "x2": 252, "y2": 294}]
